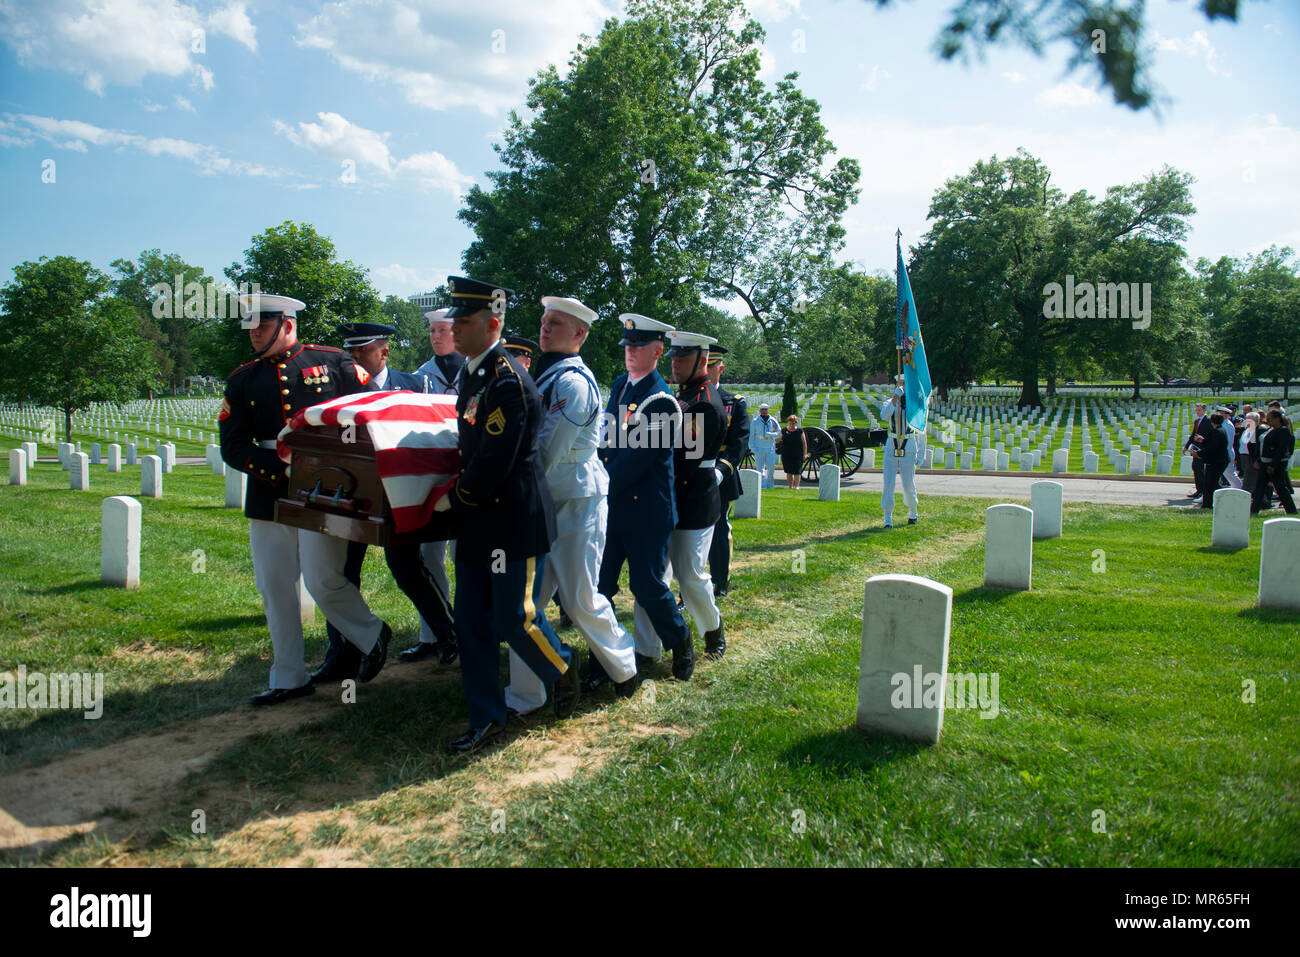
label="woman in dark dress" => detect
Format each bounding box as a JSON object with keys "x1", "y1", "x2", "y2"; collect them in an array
[{"x1": 777, "y1": 414, "x2": 808, "y2": 488}]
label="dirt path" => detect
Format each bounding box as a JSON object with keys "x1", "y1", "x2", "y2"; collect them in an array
[{"x1": 2, "y1": 522, "x2": 984, "y2": 865}]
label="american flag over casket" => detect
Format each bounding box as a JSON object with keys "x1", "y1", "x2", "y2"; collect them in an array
[{"x1": 276, "y1": 391, "x2": 460, "y2": 534}]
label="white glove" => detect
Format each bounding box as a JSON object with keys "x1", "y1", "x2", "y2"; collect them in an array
[
  {"x1": 894, "y1": 386, "x2": 904, "y2": 397},
  {"x1": 714, "y1": 467, "x2": 724, "y2": 486},
  {"x1": 434, "y1": 493, "x2": 451, "y2": 512}
]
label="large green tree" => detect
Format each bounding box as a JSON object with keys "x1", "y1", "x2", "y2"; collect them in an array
[
  {"x1": 790, "y1": 265, "x2": 894, "y2": 388},
  {"x1": 458, "y1": 0, "x2": 859, "y2": 384},
  {"x1": 220, "y1": 222, "x2": 380, "y2": 374},
  {"x1": 916, "y1": 149, "x2": 1195, "y2": 406},
  {"x1": 111, "y1": 249, "x2": 212, "y2": 393},
  {"x1": 0, "y1": 257, "x2": 160, "y2": 440},
  {"x1": 1218, "y1": 247, "x2": 1300, "y2": 400}
]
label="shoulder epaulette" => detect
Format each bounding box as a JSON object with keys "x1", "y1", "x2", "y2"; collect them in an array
[
  {"x1": 304, "y1": 343, "x2": 344, "y2": 354},
  {"x1": 228, "y1": 358, "x2": 258, "y2": 377}
]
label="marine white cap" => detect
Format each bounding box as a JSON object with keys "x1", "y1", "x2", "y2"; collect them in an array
[
  {"x1": 424, "y1": 307, "x2": 452, "y2": 326},
  {"x1": 237, "y1": 293, "x2": 306, "y2": 329}
]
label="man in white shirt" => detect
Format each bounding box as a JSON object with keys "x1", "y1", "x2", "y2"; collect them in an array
[
  {"x1": 505, "y1": 297, "x2": 641, "y2": 714},
  {"x1": 879, "y1": 376, "x2": 921, "y2": 529},
  {"x1": 749, "y1": 403, "x2": 781, "y2": 488}
]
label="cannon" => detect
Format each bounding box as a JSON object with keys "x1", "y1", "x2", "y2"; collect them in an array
[{"x1": 794, "y1": 425, "x2": 890, "y2": 481}]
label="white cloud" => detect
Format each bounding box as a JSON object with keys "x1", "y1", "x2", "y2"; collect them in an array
[
  {"x1": 0, "y1": 112, "x2": 281, "y2": 177},
  {"x1": 174, "y1": 95, "x2": 196, "y2": 113},
  {"x1": 208, "y1": 2, "x2": 257, "y2": 52},
  {"x1": 141, "y1": 101, "x2": 167, "y2": 112},
  {"x1": 821, "y1": 111, "x2": 1300, "y2": 269},
  {"x1": 373, "y1": 263, "x2": 457, "y2": 296},
  {"x1": 295, "y1": 0, "x2": 617, "y2": 115},
  {"x1": 0, "y1": 0, "x2": 253, "y2": 94},
  {"x1": 1153, "y1": 29, "x2": 1229, "y2": 77},
  {"x1": 274, "y1": 111, "x2": 475, "y2": 197},
  {"x1": 863, "y1": 65, "x2": 889, "y2": 93},
  {"x1": 745, "y1": 0, "x2": 802, "y2": 22},
  {"x1": 1035, "y1": 81, "x2": 1103, "y2": 109},
  {"x1": 1001, "y1": 71, "x2": 1024, "y2": 84}
]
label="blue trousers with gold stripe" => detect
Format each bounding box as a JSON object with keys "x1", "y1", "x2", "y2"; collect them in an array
[{"x1": 454, "y1": 552, "x2": 571, "y2": 728}]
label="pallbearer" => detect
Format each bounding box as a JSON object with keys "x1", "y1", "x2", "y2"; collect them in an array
[
  {"x1": 597, "y1": 314, "x2": 695, "y2": 680},
  {"x1": 879, "y1": 375, "x2": 921, "y2": 529},
  {"x1": 219, "y1": 293, "x2": 393, "y2": 706},
  {"x1": 437, "y1": 277, "x2": 579, "y2": 753},
  {"x1": 705, "y1": 344, "x2": 749, "y2": 599},
  {"x1": 643, "y1": 330, "x2": 727, "y2": 659},
  {"x1": 505, "y1": 297, "x2": 640, "y2": 711},
  {"x1": 503, "y1": 334, "x2": 539, "y2": 373}
]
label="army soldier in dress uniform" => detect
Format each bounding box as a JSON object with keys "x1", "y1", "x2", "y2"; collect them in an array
[
  {"x1": 504, "y1": 297, "x2": 641, "y2": 712},
  {"x1": 597, "y1": 314, "x2": 695, "y2": 680},
  {"x1": 503, "y1": 334, "x2": 539, "y2": 372},
  {"x1": 219, "y1": 294, "x2": 393, "y2": 706},
  {"x1": 706, "y1": 345, "x2": 749, "y2": 599},
  {"x1": 308, "y1": 322, "x2": 459, "y2": 686},
  {"x1": 403, "y1": 307, "x2": 466, "y2": 662},
  {"x1": 434, "y1": 277, "x2": 580, "y2": 753}
]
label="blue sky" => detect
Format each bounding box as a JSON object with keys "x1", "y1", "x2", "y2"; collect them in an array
[{"x1": 1, "y1": 0, "x2": 1296, "y2": 308}]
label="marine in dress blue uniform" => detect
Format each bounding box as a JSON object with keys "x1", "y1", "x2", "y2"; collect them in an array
[
  {"x1": 705, "y1": 345, "x2": 749, "y2": 598},
  {"x1": 310, "y1": 321, "x2": 459, "y2": 686},
  {"x1": 596, "y1": 314, "x2": 695, "y2": 680},
  {"x1": 437, "y1": 277, "x2": 578, "y2": 754},
  {"x1": 218, "y1": 294, "x2": 392, "y2": 706}
]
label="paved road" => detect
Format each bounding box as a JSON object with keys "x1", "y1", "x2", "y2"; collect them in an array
[{"x1": 829, "y1": 471, "x2": 1198, "y2": 508}]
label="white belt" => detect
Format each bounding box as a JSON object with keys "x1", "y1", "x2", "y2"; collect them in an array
[
  {"x1": 558, "y1": 448, "x2": 597, "y2": 465},
  {"x1": 698, "y1": 458, "x2": 716, "y2": 469},
  {"x1": 259, "y1": 440, "x2": 278, "y2": 450}
]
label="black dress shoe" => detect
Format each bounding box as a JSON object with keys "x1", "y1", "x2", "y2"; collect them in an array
[
  {"x1": 714, "y1": 586, "x2": 729, "y2": 599},
  {"x1": 446, "y1": 722, "x2": 505, "y2": 754},
  {"x1": 557, "y1": 608, "x2": 574, "y2": 629},
  {"x1": 250, "y1": 684, "x2": 315, "y2": 707},
  {"x1": 397, "y1": 642, "x2": 438, "y2": 663},
  {"x1": 554, "y1": 647, "x2": 582, "y2": 719},
  {"x1": 672, "y1": 634, "x2": 695, "y2": 681},
  {"x1": 436, "y1": 641, "x2": 459, "y2": 666},
  {"x1": 907, "y1": 517, "x2": 918, "y2": 525},
  {"x1": 704, "y1": 621, "x2": 725, "y2": 659},
  {"x1": 581, "y1": 655, "x2": 610, "y2": 693},
  {"x1": 635, "y1": 652, "x2": 659, "y2": 672},
  {"x1": 614, "y1": 674, "x2": 639, "y2": 698},
  {"x1": 357, "y1": 622, "x2": 391, "y2": 684},
  {"x1": 308, "y1": 658, "x2": 358, "y2": 686}
]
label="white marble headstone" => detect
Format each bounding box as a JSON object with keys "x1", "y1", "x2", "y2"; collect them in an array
[
  {"x1": 1258, "y1": 518, "x2": 1300, "y2": 611},
  {"x1": 9, "y1": 448, "x2": 26, "y2": 485},
  {"x1": 856, "y1": 574, "x2": 953, "y2": 745},
  {"x1": 1051, "y1": 449, "x2": 1068, "y2": 473},
  {"x1": 818, "y1": 463, "x2": 841, "y2": 501},
  {"x1": 984, "y1": 504, "x2": 1032, "y2": 590},
  {"x1": 225, "y1": 466, "x2": 247, "y2": 509},
  {"x1": 736, "y1": 468, "x2": 762, "y2": 519},
  {"x1": 101, "y1": 495, "x2": 142, "y2": 589},
  {"x1": 107, "y1": 443, "x2": 122, "y2": 472},
  {"x1": 1030, "y1": 481, "x2": 1063, "y2": 539},
  {"x1": 141, "y1": 454, "x2": 163, "y2": 499},
  {"x1": 70, "y1": 451, "x2": 90, "y2": 490},
  {"x1": 1211, "y1": 487, "x2": 1251, "y2": 549}
]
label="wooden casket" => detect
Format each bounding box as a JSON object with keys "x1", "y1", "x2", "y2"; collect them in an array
[{"x1": 273, "y1": 424, "x2": 455, "y2": 547}]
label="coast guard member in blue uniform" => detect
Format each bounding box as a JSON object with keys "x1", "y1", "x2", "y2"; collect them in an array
[
  {"x1": 219, "y1": 294, "x2": 392, "y2": 706},
  {"x1": 309, "y1": 321, "x2": 458, "y2": 685},
  {"x1": 596, "y1": 314, "x2": 695, "y2": 681},
  {"x1": 435, "y1": 277, "x2": 579, "y2": 753}
]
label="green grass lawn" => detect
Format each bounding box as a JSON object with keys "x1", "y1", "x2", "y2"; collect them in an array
[{"x1": 1, "y1": 463, "x2": 1297, "y2": 867}]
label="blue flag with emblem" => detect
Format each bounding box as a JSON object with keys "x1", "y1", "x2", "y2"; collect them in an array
[{"x1": 896, "y1": 234, "x2": 932, "y2": 434}]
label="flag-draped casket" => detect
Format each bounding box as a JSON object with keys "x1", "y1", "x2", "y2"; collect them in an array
[{"x1": 272, "y1": 391, "x2": 460, "y2": 546}]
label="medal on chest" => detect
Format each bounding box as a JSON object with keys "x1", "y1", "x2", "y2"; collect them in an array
[
  {"x1": 301, "y1": 365, "x2": 329, "y2": 386},
  {"x1": 464, "y1": 394, "x2": 480, "y2": 425}
]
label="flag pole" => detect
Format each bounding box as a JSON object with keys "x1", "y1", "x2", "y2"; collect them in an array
[{"x1": 895, "y1": 229, "x2": 905, "y2": 457}]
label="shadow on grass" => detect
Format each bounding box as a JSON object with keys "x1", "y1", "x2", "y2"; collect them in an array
[
  {"x1": 180, "y1": 613, "x2": 268, "y2": 632},
  {"x1": 746, "y1": 521, "x2": 940, "y2": 555},
  {"x1": 1196, "y1": 545, "x2": 1248, "y2": 554},
  {"x1": 1235, "y1": 605, "x2": 1300, "y2": 624},
  {"x1": 781, "y1": 725, "x2": 926, "y2": 775},
  {"x1": 29, "y1": 580, "x2": 110, "y2": 597},
  {"x1": 953, "y1": 585, "x2": 1022, "y2": 604}
]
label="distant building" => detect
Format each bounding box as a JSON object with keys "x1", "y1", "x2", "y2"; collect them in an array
[{"x1": 408, "y1": 291, "x2": 440, "y2": 310}]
